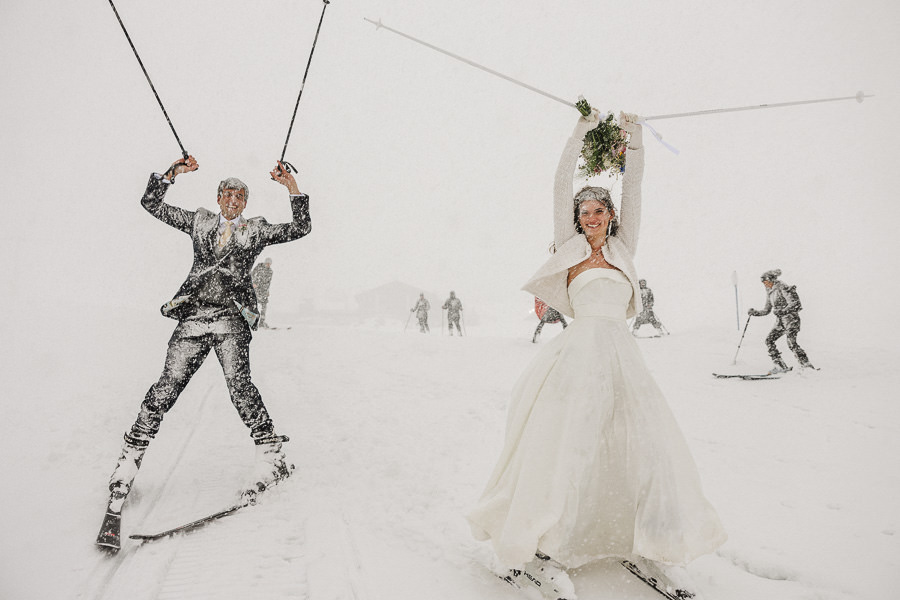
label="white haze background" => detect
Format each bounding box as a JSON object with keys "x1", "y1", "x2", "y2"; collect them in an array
[{"x1": 1, "y1": 0, "x2": 898, "y2": 599}]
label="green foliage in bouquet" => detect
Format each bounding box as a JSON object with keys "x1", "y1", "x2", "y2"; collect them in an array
[{"x1": 574, "y1": 97, "x2": 629, "y2": 178}]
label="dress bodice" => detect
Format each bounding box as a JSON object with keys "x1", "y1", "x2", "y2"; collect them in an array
[{"x1": 567, "y1": 268, "x2": 633, "y2": 320}]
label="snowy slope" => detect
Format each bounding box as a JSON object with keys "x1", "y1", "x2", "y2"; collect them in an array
[{"x1": 2, "y1": 303, "x2": 897, "y2": 600}]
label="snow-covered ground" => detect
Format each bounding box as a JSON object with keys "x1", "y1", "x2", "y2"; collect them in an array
[{"x1": 2, "y1": 301, "x2": 897, "y2": 600}]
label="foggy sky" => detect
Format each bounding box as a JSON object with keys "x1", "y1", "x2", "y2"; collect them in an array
[{"x1": 2, "y1": 0, "x2": 899, "y2": 347}]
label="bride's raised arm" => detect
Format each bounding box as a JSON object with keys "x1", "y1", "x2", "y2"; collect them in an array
[
  {"x1": 553, "y1": 111, "x2": 600, "y2": 248},
  {"x1": 616, "y1": 112, "x2": 644, "y2": 254}
]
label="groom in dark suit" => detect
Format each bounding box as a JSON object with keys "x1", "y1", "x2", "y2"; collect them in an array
[{"x1": 98, "y1": 155, "x2": 311, "y2": 548}]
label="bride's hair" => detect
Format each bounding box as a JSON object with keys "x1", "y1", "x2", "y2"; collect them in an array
[{"x1": 573, "y1": 186, "x2": 619, "y2": 236}]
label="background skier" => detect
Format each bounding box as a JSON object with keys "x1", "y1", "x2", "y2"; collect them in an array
[
  {"x1": 410, "y1": 293, "x2": 431, "y2": 333},
  {"x1": 442, "y1": 291, "x2": 463, "y2": 336},
  {"x1": 251, "y1": 257, "x2": 274, "y2": 328},
  {"x1": 631, "y1": 279, "x2": 668, "y2": 336},
  {"x1": 748, "y1": 268, "x2": 815, "y2": 374},
  {"x1": 98, "y1": 156, "x2": 311, "y2": 550},
  {"x1": 532, "y1": 297, "x2": 567, "y2": 343}
]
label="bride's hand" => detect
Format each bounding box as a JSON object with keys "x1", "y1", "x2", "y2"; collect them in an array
[
  {"x1": 583, "y1": 108, "x2": 601, "y2": 124},
  {"x1": 618, "y1": 111, "x2": 640, "y2": 133}
]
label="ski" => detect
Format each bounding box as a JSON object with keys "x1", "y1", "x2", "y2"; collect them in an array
[
  {"x1": 713, "y1": 373, "x2": 781, "y2": 380},
  {"x1": 621, "y1": 559, "x2": 694, "y2": 600},
  {"x1": 129, "y1": 503, "x2": 244, "y2": 542},
  {"x1": 96, "y1": 510, "x2": 123, "y2": 552}
]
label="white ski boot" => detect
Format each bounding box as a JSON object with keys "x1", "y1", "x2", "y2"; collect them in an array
[
  {"x1": 97, "y1": 440, "x2": 147, "y2": 551},
  {"x1": 767, "y1": 363, "x2": 792, "y2": 376},
  {"x1": 504, "y1": 553, "x2": 577, "y2": 600},
  {"x1": 241, "y1": 436, "x2": 294, "y2": 505},
  {"x1": 108, "y1": 441, "x2": 147, "y2": 512}
]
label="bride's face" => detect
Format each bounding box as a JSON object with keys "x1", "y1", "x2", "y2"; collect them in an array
[{"x1": 577, "y1": 199, "x2": 614, "y2": 236}]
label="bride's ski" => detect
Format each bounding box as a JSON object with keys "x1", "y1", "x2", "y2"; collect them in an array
[{"x1": 621, "y1": 560, "x2": 695, "y2": 599}]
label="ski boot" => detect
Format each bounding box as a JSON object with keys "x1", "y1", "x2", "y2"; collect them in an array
[
  {"x1": 97, "y1": 439, "x2": 146, "y2": 552},
  {"x1": 503, "y1": 552, "x2": 577, "y2": 600},
  {"x1": 767, "y1": 362, "x2": 792, "y2": 376},
  {"x1": 241, "y1": 435, "x2": 294, "y2": 505}
]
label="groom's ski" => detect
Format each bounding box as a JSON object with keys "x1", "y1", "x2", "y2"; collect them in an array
[
  {"x1": 621, "y1": 560, "x2": 694, "y2": 600},
  {"x1": 129, "y1": 466, "x2": 293, "y2": 543},
  {"x1": 129, "y1": 503, "x2": 245, "y2": 542}
]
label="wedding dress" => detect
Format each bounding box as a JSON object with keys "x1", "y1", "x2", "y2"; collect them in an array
[{"x1": 468, "y1": 268, "x2": 726, "y2": 569}]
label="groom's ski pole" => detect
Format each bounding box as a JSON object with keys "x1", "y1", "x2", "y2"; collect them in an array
[
  {"x1": 277, "y1": 0, "x2": 332, "y2": 177},
  {"x1": 106, "y1": 0, "x2": 189, "y2": 159}
]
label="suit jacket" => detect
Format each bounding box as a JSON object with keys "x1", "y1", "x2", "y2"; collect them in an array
[
  {"x1": 522, "y1": 114, "x2": 644, "y2": 319},
  {"x1": 140, "y1": 174, "x2": 311, "y2": 329}
]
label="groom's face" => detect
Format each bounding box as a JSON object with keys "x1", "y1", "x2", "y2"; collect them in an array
[{"x1": 218, "y1": 188, "x2": 247, "y2": 220}]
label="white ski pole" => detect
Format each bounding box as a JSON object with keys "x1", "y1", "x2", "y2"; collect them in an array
[
  {"x1": 364, "y1": 18, "x2": 575, "y2": 109},
  {"x1": 364, "y1": 18, "x2": 872, "y2": 122},
  {"x1": 643, "y1": 91, "x2": 872, "y2": 121},
  {"x1": 732, "y1": 270, "x2": 740, "y2": 331}
]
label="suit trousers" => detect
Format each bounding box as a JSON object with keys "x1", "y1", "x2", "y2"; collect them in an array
[{"x1": 126, "y1": 319, "x2": 274, "y2": 445}]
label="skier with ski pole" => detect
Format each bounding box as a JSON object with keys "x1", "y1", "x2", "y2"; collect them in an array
[
  {"x1": 97, "y1": 157, "x2": 312, "y2": 552},
  {"x1": 748, "y1": 269, "x2": 815, "y2": 374},
  {"x1": 410, "y1": 293, "x2": 431, "y2": 333}
]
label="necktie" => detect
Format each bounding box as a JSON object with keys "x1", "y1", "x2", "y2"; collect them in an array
[{"x1": 219, "y1": 221, "x2": 234, "y2": 248}]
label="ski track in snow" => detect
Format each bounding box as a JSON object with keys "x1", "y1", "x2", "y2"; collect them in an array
[{"x1": 2, "y1": 310, "x2": 898, "y2": 600}]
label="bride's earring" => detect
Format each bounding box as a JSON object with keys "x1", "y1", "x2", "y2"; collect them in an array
[{"x1": 607, "y1": 220, "x2": 613, "y2": 237}]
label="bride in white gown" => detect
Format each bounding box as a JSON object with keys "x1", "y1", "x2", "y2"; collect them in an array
[{"x1": 467, "y1": 110, "x2": 726, "y2": 597}]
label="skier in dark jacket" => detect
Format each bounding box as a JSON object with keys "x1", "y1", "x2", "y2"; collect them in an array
[
  {"x1": 411, "y1": 294, "x2": 430, "y2": 333},
  {"x1": 442, "y1": 291, "x2": 463, "y2": 336},
  {"x1": 748, "y1": 269, "x2": 814, "y2": 374},
  {"x1": 98, "y1": 156, "x2": 311, "y2": 551},
  {"x1": 533, "y1": 297, "x2": 567, "y2": 343},
  {"x1": 631, "y1": 279, "x2": 668, "y2": 336},
  {"x1": 251, "y1": 257, "x2": 274, "y2": 328}
]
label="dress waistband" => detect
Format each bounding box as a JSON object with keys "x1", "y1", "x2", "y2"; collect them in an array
[{"x1": 573, "y1": 303, "x2": 626, "y2": 320}]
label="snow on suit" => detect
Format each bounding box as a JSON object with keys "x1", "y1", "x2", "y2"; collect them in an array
[{"x1": 127, "y1": 173, "x2": 311, "y2": 448}]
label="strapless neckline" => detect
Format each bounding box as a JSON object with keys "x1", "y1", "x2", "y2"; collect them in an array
[{"x1": 568, "y1": 268, "x2": 627, "y2": 296}]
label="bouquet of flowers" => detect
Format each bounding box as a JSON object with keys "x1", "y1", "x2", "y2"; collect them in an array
[{"x1": 575, "y1": 97, "x2": 629, "y2": 178}]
